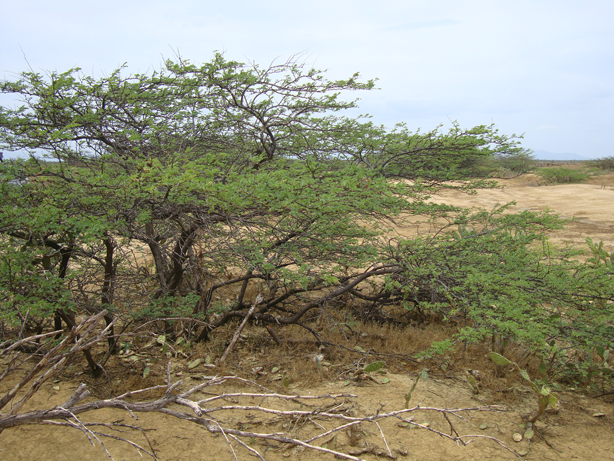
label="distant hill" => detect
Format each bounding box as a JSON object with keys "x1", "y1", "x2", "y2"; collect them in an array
[{"x1": 532, "y1": 150, "x2": 592, "y2": 161}]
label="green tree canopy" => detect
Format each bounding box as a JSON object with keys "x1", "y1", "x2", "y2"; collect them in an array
[{"x1": 1, "y1": 54, "x2": 611, "y2": 377}]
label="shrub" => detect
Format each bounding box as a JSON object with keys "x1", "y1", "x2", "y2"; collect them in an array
[
  {"x1": 535, "y1": 167, "x2": 588, "y2": 184},
  {"x1": 591, "y1": 156, "x2": 614, "y2": 171},
  {"x1": 387, "y1": 207, "x2": 614, "y2": 369},
  {"x1": 466, "y1": 151, "x2": 535, "y2": 178}
]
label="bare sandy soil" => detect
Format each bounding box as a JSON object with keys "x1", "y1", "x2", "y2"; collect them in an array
[
  {"x1": 427, "y1": 174, "x2": 614, "y2": 251},
  {"x1": 1, "y1": 173, "x2": 613, "y2": 461}
]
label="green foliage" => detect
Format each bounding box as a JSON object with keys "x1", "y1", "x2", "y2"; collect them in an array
[
  {"x1": 404, "y1": 369, "x2": 428, "y2": 408},
  {"x1": 1, "y1": 53, "x2": 612, "y2": 391},
  {"x1": 468, "y1": 151, "x2": 535, "y2": 178},
  {"x1": 490, "y1": 352, "x2": 559, "y2": 423},
  {"x1": 0, "y1": 54, "x2": 514, "y2": 340},
  {"x1": 535, "y1": 167, "x2": 589, "y2": 184},
  {"x1": 0, "y1": 240, "x2": 75, "y2": 327},
  {"x1": 390, "y1": 207, "x2": 614, "y2": 363},
  {"x1": 590, "y1": 156, "x2": 614, "y2": 171},
  {"x1": 363, "y1": 361, "x2": 385, "y2": 373},
  {"x1": 587, "y1": 237, "x2": 613, "y2": 267},
  {"x1": 344, "y1": 121, "x2": 529, "y2": 181}
]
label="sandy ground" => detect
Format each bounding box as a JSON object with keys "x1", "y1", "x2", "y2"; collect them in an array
[
  {"x1": 2, "y1": 366, "x2": 613, "y2": 461},
  {"x1": 428, "y1": 175, "x2": 614, "y2": 251},
  {"x1": 2, "y1": 174, "x2": 613, "y2": 460}
]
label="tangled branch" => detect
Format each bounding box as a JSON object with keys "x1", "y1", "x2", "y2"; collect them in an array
[{"x1": 2, "y1": 356, "x2": 517, "y2": 460}]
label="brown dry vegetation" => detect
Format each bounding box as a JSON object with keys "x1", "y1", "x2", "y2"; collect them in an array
[{"x1": 1, "y1": 170, "x2": 614, "y2": 460}]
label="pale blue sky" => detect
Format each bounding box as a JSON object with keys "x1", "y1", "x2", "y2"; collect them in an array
[{"x1": 2, "y1": 0, "x2": 613, "y2": 158}]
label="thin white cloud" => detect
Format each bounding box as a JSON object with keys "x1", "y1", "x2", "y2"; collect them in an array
[
  {"x1": 378, "y1": 19, "x2": 462, "y2": 32},
  {"x1": 1, "y1": 1, "x2": 613, "y2": 157}
]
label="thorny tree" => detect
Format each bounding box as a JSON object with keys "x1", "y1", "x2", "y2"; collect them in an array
[{"x1": 0, "y1": 53, "x2": 612, "y2": 380}]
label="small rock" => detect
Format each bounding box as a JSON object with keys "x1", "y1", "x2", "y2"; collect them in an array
[
  {"x1": 592, "y1": 413, "x2": 606, "y2": 418},
  {"x1": 512, "y1": 433, "x2": 523, "y2": 442}
]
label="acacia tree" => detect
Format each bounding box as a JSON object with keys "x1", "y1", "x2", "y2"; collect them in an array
[{"x1": 1, "y1": 54, "x2": 612, "y2": 377}]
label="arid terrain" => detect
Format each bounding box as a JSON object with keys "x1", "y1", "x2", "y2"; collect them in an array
[{"x1": 1, "y1": 171, "x2": 613, "y2": 461}]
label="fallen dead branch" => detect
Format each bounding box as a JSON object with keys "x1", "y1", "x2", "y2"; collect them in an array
[
  {"x1": 1, "y1": 313, "x2": 520, "y2": 460},
  {"x1": 0, "y1": 310, "x2": 112, "y2": 418},
  {"x1": 1, "y1": 356, "x2": 520, "y2": 460}
]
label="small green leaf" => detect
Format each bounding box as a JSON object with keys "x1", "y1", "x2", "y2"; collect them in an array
[
  {"x1": 363, "y1": 361, "x2": 385, "y2": 373},
  {"x1": 490, "y1": 352, "x2": 512, "y2": 366},
  {"x1": 188, "y1": 358, "x2": 203, "y2": 369},
  {"x1": 519, "y1": 369, "x2": 532, "y2": 383},
  {"x1": 538, "y1": 395, "x2": 549, "y2": 413},
  {"x1": 538, "y1": 361, "x2": 547, "y2": 376},
  {"x1": 143, "y1": 367, "x2": 150, "y2": 378},
  {"x1": 381, "y1": 377, "x2": 390, "y2": 384},
  {"x1": 524, "y1": 427, "x2": 534, "y2": 440}
]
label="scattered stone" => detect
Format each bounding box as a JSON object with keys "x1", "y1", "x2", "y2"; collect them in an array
[{"x1": 513, "y1": 433, "x2": 523, "y2": 442}]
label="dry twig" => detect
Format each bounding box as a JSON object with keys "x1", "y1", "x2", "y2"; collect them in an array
[{"x1": 2, "y1": 322, "x2": 518, "y2": 460}]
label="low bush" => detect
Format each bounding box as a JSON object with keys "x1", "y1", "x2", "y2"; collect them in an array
[
  {"x1": 535, "y1": 167, "x2": 588, "y2": 184},
  {"x1": 386, "y1": 207, "x2": 614, "y2": 380},
  {"x1": 467, "y1": 152, "x2": 535, "y2": 178},
  {"x1": 591, "y1": 156, "x2": 614, "y2": 171}
]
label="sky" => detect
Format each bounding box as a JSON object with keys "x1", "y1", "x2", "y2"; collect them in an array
[{"x1": 1, "y1": 0, "x2": 613, "y2": 159}]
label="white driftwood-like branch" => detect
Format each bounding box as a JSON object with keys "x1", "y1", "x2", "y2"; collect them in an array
[
  {"x1": 0, "y1": 360, "x2": 518, "y2": 461},
  {"x1": 218, "y1": 292, "x2": 264, "y2": 363},
  {"x1": 0, "y1": 310, "x2": 111, "y2": 415}
]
